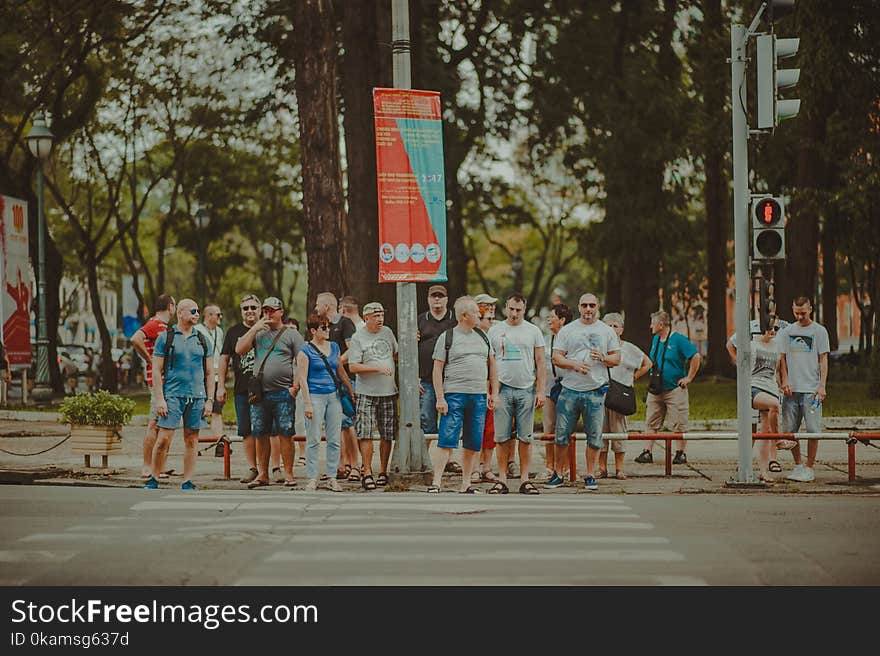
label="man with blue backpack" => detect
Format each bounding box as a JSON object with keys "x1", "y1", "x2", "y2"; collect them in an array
[{"x1": 144, "y1": 298, "x2": 213, "y2": 490}]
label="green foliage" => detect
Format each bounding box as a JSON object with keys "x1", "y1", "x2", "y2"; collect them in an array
[{"x1": 59, "y1": 390, "x2": 137, "y2": 426}]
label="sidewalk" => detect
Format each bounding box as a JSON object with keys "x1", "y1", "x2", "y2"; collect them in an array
[{"x1": 0, "y1": 416, "x2": 879, "y2": 494}]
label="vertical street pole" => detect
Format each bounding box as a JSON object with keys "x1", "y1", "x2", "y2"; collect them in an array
[
  {"x1": 730, "y1": 22, "x2": 756, "y2": 483},
  {"x1": 390, "y1": 0, "x2": 430, "y2": 476},
  {"x1": 33, "y1": 159, "x2": 52, "y2": 402}
]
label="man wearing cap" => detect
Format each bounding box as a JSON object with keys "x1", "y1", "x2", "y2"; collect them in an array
[
  {"x1": 348, "y1": 302, "x2": 399, "y2": 490},
  {"x1": 417, "y1": 284, "x2": 458, "y2": 468},
  {"x1": 235, "y1": 296, "x2": 305, "y2": 488}
]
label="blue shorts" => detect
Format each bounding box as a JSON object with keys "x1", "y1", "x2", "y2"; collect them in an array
[
  {"x1": 420, "y1": 380, "x2": 439, "y2": 434},
  {"x1": 437, "y1": 393, "x2": 487, "y2": 452},
  {"x1": 251, "y1": 389, "x2": 295, "y2": 438},
  {"x1": 157, "y1": 397, "x2": 205, "y2": 431},
  {"x1": 233, "y1": 392, "x2": 252, "y2": 437},
  {"x1": 494, "y1": 384, "x2": 535, "y2": 444},
  {"x1": 555, "y1": 387, "x2": 606, "y2": 450}
]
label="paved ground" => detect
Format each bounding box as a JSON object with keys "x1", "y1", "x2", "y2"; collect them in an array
[{"x1": 1, "y1": 417, "x2": 879, "y2": 494}]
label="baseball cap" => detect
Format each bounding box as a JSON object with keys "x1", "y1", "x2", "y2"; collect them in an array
[
  {"x1": 473, "y1": 293, "x2": 498, "y2": 305},
  {"x1": 262, "y1": 296, "x2": 283, "y2": 310},
  {"x1": 428, "y1": 285, "x2": 447, "y2": 297},
  {"x1": 363, "y1": 302, "x2": 385, "y2": 316}
]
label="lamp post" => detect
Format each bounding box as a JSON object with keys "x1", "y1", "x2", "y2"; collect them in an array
[
  {"x1": 193, "y1": 208, "x2": 209, "y2": 308},
  {"x1": 25, "y1": 111, "x2": 55, "y2": 403}
]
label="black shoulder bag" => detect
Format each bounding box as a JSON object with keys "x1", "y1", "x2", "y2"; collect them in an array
[
  {"x1": 604, "y1": 362, "x2": 636, "y2": 416},
  {"x1": 646, "y1": 335, "x2": 669, "y2": 396},
  {"x1": 548, "y1": 334, "x2": 563, "y2": 403},
  {"x1": 247, "y1": 327, "x2": 287, "y2": 405}
]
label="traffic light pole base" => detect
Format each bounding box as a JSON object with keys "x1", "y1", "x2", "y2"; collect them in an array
[
  {"x1": 31, "y1": 383, "x2": 54, "y2": 404},
  {"x1": 387, "y1": 471, "x2": 434, "y2": 489},
  {"x1": 724, "y1": 478, "x2": 770, "y2": 489}
]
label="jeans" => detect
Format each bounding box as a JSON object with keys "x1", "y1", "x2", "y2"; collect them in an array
[
  {"x1": 555, "y1": 387, "x2": 606, "y2": 449},
  {"x1": 306, "y1": 392, "x2": 342, "y2": 480},
  {"x1": 420, "y1": 380, "x2": 439, "y2": 434},
  {"x1": 494, "y1": 384, "x2": 536, "y2": 443},
  {"x1": 781, "y1": 392, "x2": 822, "y2": 434},
  {"x1": 233, "y1": 392, "x2": 252, "y2": 437},
  {"x1": 251, "y1": 389, "x2": 295, "y2": 438}
]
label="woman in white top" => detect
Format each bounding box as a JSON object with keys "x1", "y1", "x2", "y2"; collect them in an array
[
  {"x1": 599, "y1": 313, "x2": 651, "y2": 479},
  {"x1": 726, "y1": 317, "x2": 795, "y2": 481}
]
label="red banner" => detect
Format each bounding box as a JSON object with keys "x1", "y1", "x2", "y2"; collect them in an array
[{"x1": 0, "y1": 194, "x2": 33, "y2": 367}]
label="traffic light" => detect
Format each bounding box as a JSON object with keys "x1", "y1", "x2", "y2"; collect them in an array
[
  {"x1": 756, "y1": 1, "x2": 800, "y2": 130},
  {"x1": 752, "y1": 195, "x2": 786, "y2": 260}
]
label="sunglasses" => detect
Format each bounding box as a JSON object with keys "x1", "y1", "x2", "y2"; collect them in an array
[
  {"x1": 769, "y1": 326, "x2": 779, "y2": 333},
  {"x1": 580, "y1": 302, "x2": 597, "y2": 308},
  {"x1": 241, "y1": 305, "x2": 259, "y2": 311},
  {"x1": 189, "y1": 309, "x2": 200, "y2": 315},
  {"x1": 430, "y1": 293, "x2": 446, "y2": 298},
  {"x1": 315, "y1": 324, "x2": 329, "y2": 331}
]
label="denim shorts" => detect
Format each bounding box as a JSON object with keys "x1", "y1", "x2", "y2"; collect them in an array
[
  {"x1": 251, "y1": 389, "x2": 295, "y2": 438},
  {"x1": 233, "y1": 392, "x2": 252, "y2": 437},
  {"x1": 781, "y1": 392, "x2": 822, "y2": 434},
  {"x1": 420, "y1": 380, "x2": 439, "y2": 434},
  {"x1": 494, "y1": 384, "x2": 535, "y2": 444},
  {"x1": 437, "y1": 393, "x2": 487, "y2": 452},
  {"x1": 555, "y1": 386, "x2": 606, "y2": 450},
  {"x1": 157, "y1": 397, "x2": 205, "y2": 431}
]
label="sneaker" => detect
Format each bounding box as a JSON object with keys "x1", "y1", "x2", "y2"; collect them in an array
[
  {"x1": 543, "y1": 472, "x2": 565, "y2": 489},
  {"x1": 634, "y1": 449, "x2": 653, "y2": 464},
  {"x1": 507, "y1": 461, "x2": 521, "y2": 479},
  {"x1": 326, "y1": 478, "x2": 342, "y2": 492},
  {"x1": 272, "y1": 467, "x2": 285, "y2": 483},
  {"x1": 786, "y1": 465, "x2": 815, "y2": 482},
  {"x1": 672, "y1": 451, "x2": 687, "y2": 465},
  {"x1": 181, "y1": 480, "x2": 197, "y2": 490},
  {"x1": 143, "y1": 476, "x2": 159, "y2": 490},
  {"x1": 239, "y1": 467, "x2": 259, "y2": 484},
  {"x1": 539, "y1": 467, "x2": 555, "y2": 481},
  {"x1": 305, "y1": 478, "x2": 318, "y2": 492},
  {"x1": 583, "y1": 475, "x2": 598, "y2": 491}
]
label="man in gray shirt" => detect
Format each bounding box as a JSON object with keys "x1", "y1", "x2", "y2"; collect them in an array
[
  {"x1": 348, "y1": 302, "x2": 398, "y2": 490},
  {"x1": 235, "y1": 296, "x2": 305, "y2": 488},
  {"x1": 428, "y1": 296, "x2": 500, "y2": 493}
]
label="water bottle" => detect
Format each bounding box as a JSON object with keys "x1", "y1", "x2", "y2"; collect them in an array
[{"x1": 809, "y1": 395, "x2": 820, "y2": 414}]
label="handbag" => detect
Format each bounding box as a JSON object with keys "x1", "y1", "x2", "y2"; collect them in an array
[
  {"x1": 646, "y1": 335, "x2": 669, "y2": 396},
  {"x1": 604, "y1": 367, "x2": 636, "y2": 416},
  {"x1": 247, "y1": 327, "x2": 288, "y2": 405},
  {"x1": 548, "y1": 334, "x2": 562, "y2": 403},
  {"x1": 310, "y1": 343, "x2": 356, "y2": 419}
]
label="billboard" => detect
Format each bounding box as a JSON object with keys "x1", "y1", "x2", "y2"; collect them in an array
[
  {"x1": 373, "y1": 88, "x2": 447, "y2": 283},
  {"x1": 0, "y1": 194, "x2": 33, "y2": 367}
]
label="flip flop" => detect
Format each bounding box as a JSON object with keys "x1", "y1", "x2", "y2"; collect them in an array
[
  {"x1": 247, "y1": 479, "x2": 270, "y2": 489},
  {"x1": 284, "y1": 480, "x2": 297, "y2": 488},
  {"x1": 487, "y1": 481, "x2": 509, "y2": 495},
  {"x1": 459, "y1": 486, "x2": 481, "y2": 494}
]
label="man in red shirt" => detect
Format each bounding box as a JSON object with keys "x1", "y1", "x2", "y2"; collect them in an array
[{"x1": 131, "y1": 294, "x2": 176, "y2": 478}]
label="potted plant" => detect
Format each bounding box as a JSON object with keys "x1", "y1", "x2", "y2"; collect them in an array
[{"x1": 59, "y1": 390, "x2": 136, "y2": 468}]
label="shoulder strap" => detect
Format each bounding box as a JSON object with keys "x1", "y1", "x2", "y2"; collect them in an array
[
  {"x1": 255, "y1": 327, "x2": 287, "y2": 378},
  {"x1": 551, "y1": 334, "x2": 558, "y2": 379},
  {"x1": 651, "y1": 334, "x2": 670, "y2": 375},
  {"x1": 309, "y1": 342, "x2": 342, "y2": 391},
  {"x1": 161, "y1": 328, "x2": 178, "y2": 381},
  {"x1": 473, "y1": 327, "x2": 491, "y2": 356},
  {"x1": 442, "y1": 327, "x2": 455, "y2": 380}
]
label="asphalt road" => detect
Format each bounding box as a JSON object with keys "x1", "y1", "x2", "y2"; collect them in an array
[{"x1": 1, "y1": 485, "x2": 878, "y2": 586}]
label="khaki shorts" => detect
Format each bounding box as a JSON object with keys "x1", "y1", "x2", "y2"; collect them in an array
[
  {"x1": 645, "y1": 386, "x2": 690, "y2": 433},
  {"x1": 601, "y1": 408, "x2": 627, "y2": 453}
]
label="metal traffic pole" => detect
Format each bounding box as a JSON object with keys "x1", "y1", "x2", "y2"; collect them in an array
[{"x1": 389, "y1": 0, "x2": 431, "y2": 478}]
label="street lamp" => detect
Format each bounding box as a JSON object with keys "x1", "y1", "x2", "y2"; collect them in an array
[
  {"x1": 193, "y1": 208, "x2": 209, "y2": 308},
  {"x1": 25, "y1": 111, "x2": 54, "y2": 402}
]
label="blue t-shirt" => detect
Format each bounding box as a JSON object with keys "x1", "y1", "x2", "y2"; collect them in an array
[
  {"x1": 649, "y1": 331, "x2": 698, "y2": 391},
  {"x1": 305, "y1": 341, "x2": 340, "y2": 395},
  {"x1": 154, "y1": 328, "x2": 207, "y2": 398}
]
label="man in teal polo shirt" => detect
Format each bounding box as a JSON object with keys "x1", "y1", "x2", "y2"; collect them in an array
[
  {"x1": 145, "y1": 298, "x2": 213, "y2": 490},
  {"x1": 634, "y1": 310, "x2": 701, "y2": 465}
]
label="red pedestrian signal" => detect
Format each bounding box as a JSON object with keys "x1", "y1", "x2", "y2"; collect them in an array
[
  {"x1": 754, "y1": 197, "x2": 782, "y2": 226},
  {"x1": 751, "y1": 195, "x2": 786, "y2": 260}
]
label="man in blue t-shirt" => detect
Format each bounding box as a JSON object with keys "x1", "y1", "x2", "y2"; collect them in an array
[
  {"x1": 145, "y1": 298, "x2": 213, "y2": 491},
  {"x1": 634, "y1": 310, "x2": 701, "y2": 466}
]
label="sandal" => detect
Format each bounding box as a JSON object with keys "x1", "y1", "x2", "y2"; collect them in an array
[
  {"x1": 776, "y1": 440, "x2": 797, "y2": 451},
  {"x1": 481, "y1": 471, "x2": 499, "y2": 483},
  {"x1": 615, "y1": 471, "x2": 628, "y2": 480},
  {"x1": 459, "y1": 486, "x2": 481, "y2": 494},
  {"x1": 445, "y1": 461, "x2": 463, "y2": 474},
  {"x1": 597, "y1": 468, "x2": 608, "y2": 479},
  {"x1": 519, "y1": 481, "x2": 540, "y2": 495},
  {"x1": 284, "y1": 479, "x2": 297, "y2": 488},
  {"x1": 376, "y1": 472, "x2": 388, "y2": 486},
  {"x1": 247, "y1": 479, "x2": 270, "y2": 489},
  {"x1": 470, "y1": 471, "x2": 482, "y2": 484},
  {"x1": 768, "y1": 460, "x2": 783, "y2": 473},
  {"x1": 348, "y1": 467, "x2": 361, "y2": 482},
  {"x1": 426, "y1": 485, "x2": 441, "y2": 494},
  {"x1": 487, "y1": 481, "x2": 509, "y2": 495},
  {"x1": 336, "y1": 464, "x2": 351, "y2": 480},
  {"x1": 362, "y1": 475, "x2": 377, "y2": 490}
]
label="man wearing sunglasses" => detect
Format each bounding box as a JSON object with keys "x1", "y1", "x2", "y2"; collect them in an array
[
  {"x1": 236, "y1": 296, "x2": 305, "y2": 488},
  {"x1": 219, "y1": 294, "x2": 262, "y2": 483},
  {"x1": 146, "y1": 299, "x2": 213, "y2": 491}
]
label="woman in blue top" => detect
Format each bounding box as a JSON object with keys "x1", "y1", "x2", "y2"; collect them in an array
[{"x1": 296, "y1": 314, "x2": 355, "y2": 491}]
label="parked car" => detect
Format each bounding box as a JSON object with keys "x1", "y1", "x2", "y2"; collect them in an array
[
  {"x1": 56, "y1": 351, "x2": 78, "y2": 379},
  {"x1": 60, "y1": 344, "x2": 96, "y2": 374}
]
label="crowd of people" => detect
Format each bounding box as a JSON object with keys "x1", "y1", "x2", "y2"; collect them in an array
[{"x1": 133, "y1": 286, "x2": 830, "y2": 492}]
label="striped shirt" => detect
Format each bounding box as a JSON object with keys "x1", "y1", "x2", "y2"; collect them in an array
[{"x1": 139, "y1": 317, "x2": 168, "y2": 387}]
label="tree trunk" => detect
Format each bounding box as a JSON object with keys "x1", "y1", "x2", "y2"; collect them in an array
[
  {"x1": 292, "y1": 0, "x2": 350, "y2": 310},
  {"x1": 86, "y1": 260, "x2": 117, "y2": 393},
  {"x1": 821, "y1": 221, "x2": 838, "y2": 351}
]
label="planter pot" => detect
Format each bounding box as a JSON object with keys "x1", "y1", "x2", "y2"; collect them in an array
[{"x1": 69, "y1": 424, "x2": 123, "y2": 468}]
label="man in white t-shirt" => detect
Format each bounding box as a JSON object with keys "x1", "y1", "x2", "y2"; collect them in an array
[
  {"x1": 195, "y1": 305, "x2": 225, "y2": 442},
  {"x1": 547, "y1": 293, "x2": 621, "y2": 492},
  {"x1": 348, "y1": 302, "x2": 398, "y2": 490},
  {"x1": 778, "y1": 296, "x2": 830, "y2": 483},
  {"x1": 486, "y1": 293, "x2": 546, "y2": 494}
]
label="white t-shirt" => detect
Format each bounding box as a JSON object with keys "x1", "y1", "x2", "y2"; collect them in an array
[
  {"x1": 609, "y1": 340, "x2": 647, "y2": 388},
  {"x1": 776, "y1": 321, "x2": 830, "y2": 393},
  {"x1": 432, "y1": 327, "x2": 495, "y2": 395},
  {"x1": 728, "y1": 332, "x2": 782, "y2": 397},
  {"x1": 348, "y1": 326, "x2": 398, "y2": 397},
  {"x1": 487, "y1": 320, "x2": 545, "y2": 389},
  {"x1": 553, "y1": 319, "x2": 621, "y2": 392},
  {"x1": 194, "y1": 323, "x2": 224, "y2": 381}
]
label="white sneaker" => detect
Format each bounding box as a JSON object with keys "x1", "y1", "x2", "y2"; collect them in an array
[
  {"x1": 326, "y1": 478, "x2": 342, "y2": 492},
  {"x1": 787, "y1": 465, "x2": 815, "y2": 482},
  {"x1": 304, "y1": 478, "x2": 318, "y2": 492}
]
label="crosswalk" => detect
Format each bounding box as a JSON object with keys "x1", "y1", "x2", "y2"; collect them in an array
[{"x1": 4, "y1": 490, "x2": 707, "y2": 585}]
